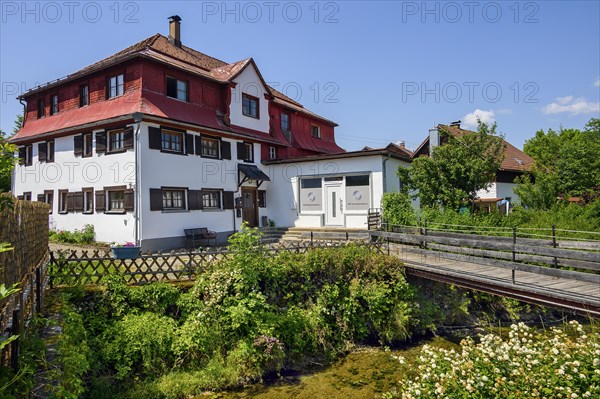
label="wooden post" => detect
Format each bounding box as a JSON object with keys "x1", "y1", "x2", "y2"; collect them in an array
[
  {"x1": 11, "y1": 309, "x2": 19, "y2": 372},
  {"x1": 346, "y1": 231, "x2": 349, "y2": 241},
  {"x1": 512, "y1": 226, "x2": 517, "y2": 284},
  {"x1": 35, "y1": 267, "x2": 42, "y2": 314},
  {"x1": 310, "y1": 231, "x2": 313, "y2": 246},
  {"x1": 552, "y1": 224, "x2": 558, "y2": 268},
  {"x1": 387, "y1": 236, "x2": 390, "y2": 255}
]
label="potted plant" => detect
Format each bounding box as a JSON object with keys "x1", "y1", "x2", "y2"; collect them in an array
[{"x1": 111, "y1": 242, "x2": 141, "y2": 259}]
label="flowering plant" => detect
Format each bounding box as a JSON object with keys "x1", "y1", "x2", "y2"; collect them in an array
[{"x1": 111, "y1": 242, "x2": 138, "y2": 248}]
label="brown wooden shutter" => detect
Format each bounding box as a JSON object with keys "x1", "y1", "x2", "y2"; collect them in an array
[
  {"x1": 188, "y1": 190, "x2": 203, "y2": 210},
  {"x1": 66, "y1": 193, "x2": 75, "y2": 212},
  {"x1": 37, "y1": 194, "x2": 45, "y2": 202},
  {"x1": 95, "y1": 190, "x2": 105, "y2": 211},
  {"x1": 258, "y1": 190, "x2": 266, "y2": 208},
  {"x1": 17, "y1": 195, "x2": 24, "y2": 200},
  {"x1": 149, "y1": 127, "x2": 162, "y2": 150},
  {"x1": 96, "y1": 131, "x2": 106, "y2": 153},
  {"x1": 124, "y1": 189, "x2": 134, "y2": 211},
  {"x1": 221, "y1": 141, "x2": 231, "y2": 160},
  {"x1": 38, "y1": 143, "x2": 47, "y2": 162},
  {"x1": 150, "y1": 188, "x2": 163, "y2": 211},
  {"x1": 73, "y1": 192, "x2": 84, "y2": 212},
  {"x1": 74, "y1": 135, "x2": 83, "y2": 156},
  {"x1": 18, "y1": 147, "x2": 26, "y2": 164},
  {"x1": 237, "y1": 142, "x2": 245, "y2": 160},
  {"x1": 185, "y1": 133, "x2": 194, "y2": 155},
  {"x1": 123, "y1": 126, "x2": 134, "y2": 149},
  {"x1": 194, "y1": 136, "x2": 202, "y2": 156},
  {"x1": 223, "y1": 191, "x2": 234, "y2": 210}
]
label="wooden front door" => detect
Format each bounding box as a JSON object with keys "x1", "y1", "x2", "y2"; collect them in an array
[{"x1": 241, "y1": 188, "x2": 258, "y2": 228}]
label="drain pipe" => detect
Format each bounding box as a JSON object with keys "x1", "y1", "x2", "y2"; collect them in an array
[
  {"x1": 18, "y1": 99, "x2": 26, "y2": 128},
  {"x1": 132, "y1": 112, "x2": 143, "y2": 246}
]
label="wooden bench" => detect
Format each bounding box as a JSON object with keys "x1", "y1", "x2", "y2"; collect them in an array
[{"x1": 184, "y1": 228, "x2": 217, "y2": 249}]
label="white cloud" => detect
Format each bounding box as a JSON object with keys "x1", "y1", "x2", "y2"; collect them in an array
[
  {"x1": 594, "y1": 79, "x2": 600, "y2": 87},
  {"x1": 462, "y1": 109, "x2": 496, "y2": 129},
  {"x1": 542, "y1": 96, "x2": 600, "y2": 116}
]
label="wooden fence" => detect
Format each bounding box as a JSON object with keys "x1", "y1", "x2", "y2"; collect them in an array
[
  {"x1": 371, "y1": 224, "x2": 600, "y2": 285},
  {"x1": 0, "y1": 199, "x2": 50, "y2": 369},
  {"x1": 50, "y1": 241, "x2": 383, "y2": 287}
]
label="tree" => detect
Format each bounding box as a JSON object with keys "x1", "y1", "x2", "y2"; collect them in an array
[
  {"x1": 398, "y1": 121, "x2": 506, "y2": 210},
  {"x1": 12, "y1": 113, "x2": 23, "y2": 136},
  {"x1": 516, "y1": 118, "x2": 600, "y2": 208},
  {"x1": 0, "y1": 128, "x2": 17, "y2": 193}
]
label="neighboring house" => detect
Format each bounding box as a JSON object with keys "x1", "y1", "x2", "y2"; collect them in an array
[
  {"x1": 412, "y1": 122, "x2": 534, "y2": 211},
  {"x1": 264, "y1": 143, "x2": 412, "y2": 229},
  {"x1": 10, "y1": 16, "x2": 344, "y2": 250}
]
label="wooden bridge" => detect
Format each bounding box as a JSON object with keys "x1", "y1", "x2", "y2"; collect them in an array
[{"x1": 370, "y1": 226, "x2": 600, "y2": 317}]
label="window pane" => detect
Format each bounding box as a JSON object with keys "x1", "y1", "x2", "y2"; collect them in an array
[
  {"x1": 177, "y1": 80, "x2": 187, "y2": 101},
  {"x1": 346, "y1": 175, "x2": 370, "y2": 186},
  {"x1": 166, "y1": 77, "x2": 177, "y2": 98},
  {"x1": 109, "y1": 191, "x2": 124, "y2": 210},
  {"x1": 301, "y1": 178, "x2": 322, "y2": 189}
]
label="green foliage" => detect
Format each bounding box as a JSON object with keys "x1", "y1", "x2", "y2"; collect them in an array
[
  {"x1": 381, "y1": 192, "x2": 417, "y2": 226},
  {"x1": 0, "y1": 129, "x2": 17, "y2": 193},
  {"x1": 46, "y1": 227, "x2": 422, "y2": 398},
  {"x1": 49, "y1": 224, "x2": 96, "y2": 244},
  {"x1": 517, "y1": 118, "x2": 600, "y2": 208},
  {"x1": 398, "y1": 121, "x2": 505, "y2": 210}
]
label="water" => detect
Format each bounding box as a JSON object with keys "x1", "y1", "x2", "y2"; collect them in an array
[{"x1": 197, "y1": 336, "x2": 457, "y2": 399}]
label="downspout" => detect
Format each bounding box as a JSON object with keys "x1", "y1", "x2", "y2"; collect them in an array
[
  {"x1": 382, "y1": 153, "x2": 390, "y2": 193},
  {"x1": 132, "y1": 112, "x2": 143, "y2": 246},
  {"x1": 18, "y1": 99, "x2": 26, "y2": 128}
]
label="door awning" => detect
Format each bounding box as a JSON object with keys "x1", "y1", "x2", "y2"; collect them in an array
[{"x1": 238, "y1": 164, "x2": 271, "y2": 188}]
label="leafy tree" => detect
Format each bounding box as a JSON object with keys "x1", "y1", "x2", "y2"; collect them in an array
[
  {"x1": 516, "y1": 118, "x2": 600, "y2": 208},
  {"x1": 0, "y1": 128, "x2": 17, "y2": 193},
  {"x1": 398, "y1": 121, "x2": 505, "y2": 210}
]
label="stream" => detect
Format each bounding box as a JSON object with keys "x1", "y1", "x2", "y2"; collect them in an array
[{"x1": 197, "y1": 336, "x2": 458, "y2": 399}]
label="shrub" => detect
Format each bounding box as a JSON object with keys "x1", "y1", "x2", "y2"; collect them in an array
[
  {"x1": 49, "y1": 224, "x2": 96, "y2": 244},
  {"x1": 386, "y1": 321, "x2": 600, "y2": 399}
]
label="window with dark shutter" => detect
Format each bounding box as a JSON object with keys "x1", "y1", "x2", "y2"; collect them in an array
[
  {"x1": 185, "y1": 134, "x2": 194, "y2": 155},
  {"x1": 74, "y1": 135, "x2": 83, "y2": 156},
  {"x1": 223, "y1": 191, "x2": 234, "y2": 210},
  {"x1": 66, "y1": 192, "x2": 76, "y2": 213},
  {"x1": 149, "y1": 188, "x2": 163, "y2": 211},
  {"x1": 47, "y1": 140, "x2": 55, "y2": 162},
  {"x1": 38, "y1": 143, "x2": 47, "y2": 162},
  {"x1": 194, "y1": 136, "x2": 202, "y2": 156},
  {"x1": 123, "y1": 126, "x2": 134, "y2": 150},
  {"x1": 221, "y1": 141, "x2": 231, "y2": 160},
  {"x1": 95, "y1": 190, "x2": 105, "y2": 211},
  {"x1": 124, "y1": 189, "x2": 134, "y2": 211},
  {"x1": 37, "y1": 194, "x2": 45, "y2": 202},
  {"x1": 73, "y1": 192, "x2": 84, "y2": 212},
  {"x1": 18, "y1": 147, "x2": 26, "y2": 164},
  {"x1": 188, "y1": 189, "x2": 203, "y2": 210},
  {"x1": 96, "y1": 131, "x2": 106, "y2": 153},
  {"x1": 149, "y1": 126, "x2": 162, "y2": 150},
  {"x1": 237, "y1": 142, "x2": 245, "y2": 160},
  {"x1": 258, "y1": 190, "x2": 266, "y2": 208}
]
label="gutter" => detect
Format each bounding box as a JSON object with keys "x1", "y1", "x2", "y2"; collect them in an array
[{"x1": 18, "y1": 99, "x2": 27, "y2": 128}]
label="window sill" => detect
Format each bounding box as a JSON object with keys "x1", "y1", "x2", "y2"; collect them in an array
[
  {"x1": 161, "y1": 209, "x2": 189, "y2": 213},
  {"x1": 58, "y1": 211, "x2": 68, "y2": 215},
  {"x1": 106, "y1": 149, "x2": 128, "y2": 155},
  {"x1": 83, "y1": 211, "x2": 94, "y2": 215},
  {"x1": 160, "y1": 149, "x2": 185, "y2": 155},
  {"x1": 105, "y1": 210, "x2": 126, "y2": 215},
  {"x1": 202, "y1": 208, "x2": 224, "y2": 212},
  {"x1": 200, "y1": 154, "x2": 220, "y2": 159},
  {"x1": 242, "y1": 113, "x2": 260, "y2": 119},
  {"x1": 106, "y1": 95, "x2": 124, "y2": 101},
  {"x1": 166, "y1": 96, "x2": 189, "y2": 103}
]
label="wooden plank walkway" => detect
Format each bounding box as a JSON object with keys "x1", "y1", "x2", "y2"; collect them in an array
[{"x1": 387, "y1": 243, "x2": 600, "y2": 318}]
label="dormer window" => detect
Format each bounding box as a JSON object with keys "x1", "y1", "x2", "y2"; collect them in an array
[
  {"x1": 242, "y1": 93, "x2": 259, "y2": 119},
  {"x1": 107, "y1": 74, "x2": 124, "y2": 99},
  {"x1": 311, "y1": 125, "x2": 321, "y2": 138},
  {"x1": 37, "y1": 99, "x2": 45, "y2": 118},
  {"x1": 166, "y1": 76, "x2": 188, "y2": 101},
  {"x1": 281, "y1": 112, "x2": 290, "y2": 131},
  {"x1": 50, "y1": 94, "x2": 58, "y2": 115}
]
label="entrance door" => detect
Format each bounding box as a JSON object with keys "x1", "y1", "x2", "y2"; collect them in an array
[
  {"x1": 241, "y1": 188, "x2": 258, "y2": 227},
  {"x1": 325, "y1": 184, "x2": 344, "y2": 226}
]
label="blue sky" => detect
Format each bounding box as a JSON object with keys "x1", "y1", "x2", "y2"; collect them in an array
[{"x1": 1, "y1": 0, "x2": 599, "y2": 151}]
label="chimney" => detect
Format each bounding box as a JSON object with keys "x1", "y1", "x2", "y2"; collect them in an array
[
  {"x1": 168, "y1": 15, "x2": 182, "y2": 48},
  {"x1": 398, "y1": 141, "x2": 406, "y2": 149},
  {"x1": 450, "y1": 120, "x2": 461, "y2": 128}
]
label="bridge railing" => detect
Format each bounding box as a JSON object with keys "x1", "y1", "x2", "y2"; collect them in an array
[{"x1": 371, "y1": 223, "x2": 600, "y2": 285}]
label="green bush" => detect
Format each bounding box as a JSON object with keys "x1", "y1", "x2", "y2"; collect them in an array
[{"x1": 49, "y1": 224, "x2": 96, "y2": 244}]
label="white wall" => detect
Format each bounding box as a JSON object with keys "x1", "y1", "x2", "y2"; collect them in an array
[
  {"x1": 12, "y1": 129, "x2": 136, "y2": 244},
  {"x1": 138, "y1": 122, "x2": 269, "y2": 244},
  {"x1": 265, "y1": 155, "x2": 386, "y2": 229},
  {"x1": 229, "y1": 65, "x2": 270, "y2": 134}
]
